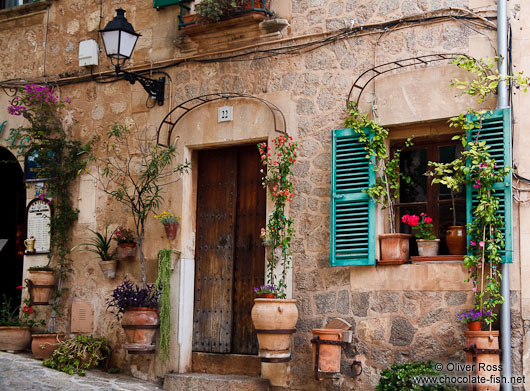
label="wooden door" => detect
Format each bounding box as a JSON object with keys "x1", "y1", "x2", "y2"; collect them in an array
[{"x1": 193, "y1": 145, "x2": 265, "y2": 355}]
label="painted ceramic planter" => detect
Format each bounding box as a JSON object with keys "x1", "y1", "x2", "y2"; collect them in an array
[
  {"x1": 0, "y1": 326, "x2": 31, "y2": 352},
  {"x1": 416, "y1": 239, "x2": 440, "y2": 257},
  {"x1": 251, "y1": 298, "x2": 298, "y2": 361}
]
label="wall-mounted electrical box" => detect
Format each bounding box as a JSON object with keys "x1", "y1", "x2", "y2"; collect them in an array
[
  {"x1": 78, "y1": 40, "x2": 98, "y2": 67},
  {"x1": 71, "y1": 302, "x2": 94, "y2": 332}
]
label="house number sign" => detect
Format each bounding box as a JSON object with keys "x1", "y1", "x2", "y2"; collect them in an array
[
  {"x1": 26, "y1": 198, "x2": 51, "y2": 254},
  {"x1": 218, "y1": 106, "x2": 233, "y2": 122}
]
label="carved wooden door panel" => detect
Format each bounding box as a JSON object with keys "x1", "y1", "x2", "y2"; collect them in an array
[{"x1": 193, "y1": 145, "x2": 265, "y2": 354}]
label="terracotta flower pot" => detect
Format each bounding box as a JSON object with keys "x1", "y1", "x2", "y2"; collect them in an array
[
  {"x1": 378, "y1": 233, "x2": 412, "y2": 264},
  {"x1": 312, "y1": 328, "x2": 342, "y2": 374},
  {"x1": 446, "y1": 226, "x2": 467, "y2": 255},
  {"x1": 251, "y1": 298, "x2": 298, "y2": 361},
  {"x1": 121, "y1": 307, "x2": 159, "y2": 347},
  {"x1": 98, "y1": 260, "x2": 118, "y2": 279},
  {"x1": 117, "y1": 243, "x2": 137, "y2": 262},
  {"x1": 27, "y1": 270, "x2": 56, "y2": 305},
  {"x1": 0, "y1": 326, "x2": 31, "y2": 352},
  {"x1": 468, "y1": 321, "x2": 481, "y2": 331},
  {"x1": 416, "y1": 239, "x2": 440, "y2": 257},
  {"x1": 464, "y1": 330, "x2": 500, "y2": 391},
  {"x1": 261, "y1": 293, "x2": 276, "y2": 299},
  {"x1": 164, "y1": 222, "x2": 178, "y2": 240},
  {"x1": 31, "y1": 333, "x2": 65, "y2": 360}
]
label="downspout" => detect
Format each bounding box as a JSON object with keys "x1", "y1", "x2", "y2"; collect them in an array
[{"x1": 497, "y1": 0, "x2": 512, "y2": 390}]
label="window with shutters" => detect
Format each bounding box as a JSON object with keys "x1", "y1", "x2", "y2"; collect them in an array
[{"x1": 330, "y1": 109, "x2": 512, "y2": 265}]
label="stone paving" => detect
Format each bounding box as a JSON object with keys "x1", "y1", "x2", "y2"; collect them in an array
[{"x1": 0, "y1": 352, "x2": 164, "y2": 391}]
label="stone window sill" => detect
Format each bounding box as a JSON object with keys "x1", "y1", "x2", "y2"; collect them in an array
[{"x1": 0, "y1": 0, "x2": 51, "y2": 22}]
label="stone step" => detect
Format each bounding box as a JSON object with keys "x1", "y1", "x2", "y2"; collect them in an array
[
  {"x1": 164, "y1": 373, "x2": 270, "y2": 391},
  {"x1": 192, "y1": 352, "x2": 261, "y2": 376}
]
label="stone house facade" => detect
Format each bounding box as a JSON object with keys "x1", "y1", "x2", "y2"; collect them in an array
[{"x1": 0, "y1": 0, "x2": 529, "y2": 390}]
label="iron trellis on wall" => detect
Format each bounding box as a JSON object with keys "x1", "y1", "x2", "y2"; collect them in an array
[
  {"x1": 347, "y1": 53, "x2": 472, "y2": 109},
  {"x1": 156, "y1": 92, "x2": 287, "y2": 147}
]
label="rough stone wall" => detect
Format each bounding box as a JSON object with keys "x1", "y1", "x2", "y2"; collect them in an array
[{"x1": 1, "y1": 0, "x2": 526, "y2": 389}]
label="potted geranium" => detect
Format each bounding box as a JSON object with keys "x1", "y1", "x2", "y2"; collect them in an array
[
  {"x1": 0, "y1": 291, "x2": 45, "y2": 352},
  {"x1": 402, "y1": 213, "x2": 440, "y2": 256},
  {"x1": 113, "y1": 226, "x2": 136, "y2": 262},
  {"x1": 80, "y1": 228, "x2": 118, "y2": 279},
  {"x1": 251, "y1": 135, "x2": 299, "y2": 361},
  {"x1": 154, "y1": 211, "x2": 180, "y2": 240},
  {"x1": 106, "y1": 278, "x2": 159, "y2": 353},
  {"x1": 345, "y1": 106, "x2": 413, "y2": 264}
]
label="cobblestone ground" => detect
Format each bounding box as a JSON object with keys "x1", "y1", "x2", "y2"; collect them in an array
[{"x1": 0, "y1": 352, "x2": 164, "y2": 391}]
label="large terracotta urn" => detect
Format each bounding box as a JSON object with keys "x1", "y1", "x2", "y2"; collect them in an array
[
  {"x1": 464, "y1": 330, "x2": 500, "y2": 391},
  {"x1": 31, "y1": 333, "x2": 65, "y2": 359},
  {"x1": 312, "y1": 328, "x2": 342, "y2": 374},
  {"x1": 121, "y1": 307, "x2": 159, "y2": 353},
  {"x1": 251, "y1": 298, "x2": 298, "y2": 361},
  {"x1": 0, "y1": 326, "x2": 31, "y2": 352},
  {"x1": 378, "y1": 233, "x2": 412, "y2": 264},
  {"x1": 27, "y1": 271, "x2": 56, "y2": 305}
]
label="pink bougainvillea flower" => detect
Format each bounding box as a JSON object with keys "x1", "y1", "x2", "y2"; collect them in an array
[
  {"x1": 473, "y1": 287, "x2": 477, "y2": 292},
  {"x1": 479, "y1": 241, "x2": 485, "y2": 247},
  {"x1": 470, "y1": 240, "x2": 476, "y2": 246}
]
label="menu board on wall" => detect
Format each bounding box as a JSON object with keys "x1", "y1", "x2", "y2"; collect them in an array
[{"x1": 27, "y1": 198, "x2": 51, "y2": 254}]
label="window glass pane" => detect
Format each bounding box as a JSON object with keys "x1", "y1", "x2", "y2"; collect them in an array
[{"x1": 400, "y1": 149, "x2": 427, "y2": 203}]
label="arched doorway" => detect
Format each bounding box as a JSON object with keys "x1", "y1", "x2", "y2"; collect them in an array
[{"x1": 0, "y1": 147, "x2": 25, "y2": 302}]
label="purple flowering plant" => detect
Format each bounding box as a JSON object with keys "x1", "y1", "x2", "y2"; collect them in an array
[
  {"x1": 457, "y1": 309, "x2": 492, "y2": 324},
  {"x1": 254, "y1": 284, "x2": 278, "y2": 296},
  {"x1": 106, "y1": 278, "x2": 159, "y2": 319}
]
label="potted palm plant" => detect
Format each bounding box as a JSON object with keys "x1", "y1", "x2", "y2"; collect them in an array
[
  {"x1": 80, "y1": 227, "x2": 118, "y2": 279},
  {"x1": 344, "y1": 106, "x2": 413, "y2": 264},
  {"x1": 251, "y1": 136, "x2": 299, "y2": 361}
]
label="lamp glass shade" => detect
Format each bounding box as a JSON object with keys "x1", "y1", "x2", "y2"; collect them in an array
[{"x1": 118, "y1": 30, "x2": 138, "y2": 58}]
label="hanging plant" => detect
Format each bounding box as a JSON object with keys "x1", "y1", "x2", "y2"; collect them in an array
[{"x1": 156, "y1": 249, "x2": 174, "y2": 363}]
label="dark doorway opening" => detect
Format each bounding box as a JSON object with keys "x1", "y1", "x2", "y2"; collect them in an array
[
  {"x1": 193, "y1": 144, "x2": 266, "y2": 355},
  {"x1": 0, "y1": 147, "x2": 26, "y2": 302}
]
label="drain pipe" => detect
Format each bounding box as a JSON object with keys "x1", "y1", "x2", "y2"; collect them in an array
[{"x1": 497, "y1": 0, "x2": 513, "y2": 390}]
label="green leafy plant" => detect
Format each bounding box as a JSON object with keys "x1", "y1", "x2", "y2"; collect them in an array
[
  {"x1": 80, "y1": 228, "x2": 115, "y2": 262},
  {"x1": 0, "y1": 292, "x2": 45, "y2": 328},
  {"x1": 257, "y1": 136, "x2": 297, "y2": 299},
  {"x1": 156, "y1": 249, "x2": 175, "y2": 363},
  {"x1": 376, "y1": 361, "x2": 459, "y2": 391},
  {"x1": 344, "y1": 106, "x2": 413, "y2": 233},
  {"x1": 7, "y1": 84, "x2": 95, "y2": 330},
  {"x1": 43, "y1": 335, "x2": 111, "y2": 376},
  {"x1": 195, "y1": 0, "x2": 269, "y2": 23},
  {"x1": 91, "y1": 124, "x2": 190, "y2": 286}
]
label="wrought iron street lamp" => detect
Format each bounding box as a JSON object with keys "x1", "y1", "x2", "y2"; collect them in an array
[{"x1": 99, "y1": 8, "x2": 165, "y2": 106}]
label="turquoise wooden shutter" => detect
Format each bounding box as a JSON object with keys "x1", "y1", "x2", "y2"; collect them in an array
[
  {"x1": 153, "y1": 0, "x2": 183, "y2": 8},
  {"x1": 331, "y1": 128, "x2": 376, "y2": 266},
  {"x1": 465, "y1": 108, "x2": 512, "y2": 263}
]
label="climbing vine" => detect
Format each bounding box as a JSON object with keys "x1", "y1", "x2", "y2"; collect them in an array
[{"x1": 7, "y1": 84, "x2": 95, "y2": 326}]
